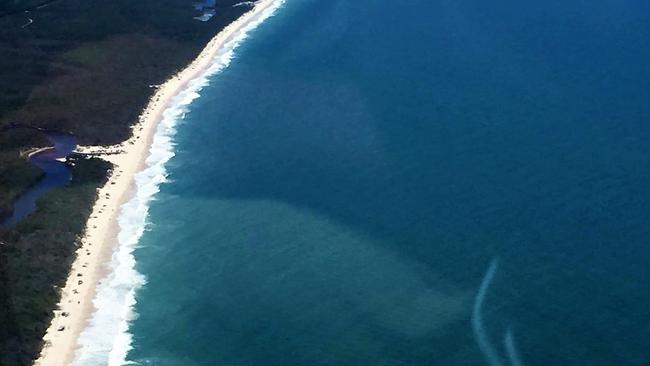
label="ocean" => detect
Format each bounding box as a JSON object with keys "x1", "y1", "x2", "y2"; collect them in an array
[{"x1": 78, "y1": 0, "x2": 650, "y2": 364}]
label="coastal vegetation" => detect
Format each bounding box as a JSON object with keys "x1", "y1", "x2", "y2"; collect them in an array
[
  {"x1": 0, "y1": 157, "x2": 110, "y2": 365},
  {"x1": 0, "y1": 0, "x2": 247, "y2": 213},
  {"x1": 0, "y1": 0, "x2": 248, "y2": 364}
]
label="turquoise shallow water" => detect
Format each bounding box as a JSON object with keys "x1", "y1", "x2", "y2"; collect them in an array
[{"x1": 126, "y1": 0, "x2": 650, "y2": 365}]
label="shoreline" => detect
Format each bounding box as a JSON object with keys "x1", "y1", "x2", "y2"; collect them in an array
[
  {"x1": 33, "y1": 1, "x2": 281, "y2": 364},
  {"x1": 25, "y1": 147, "x2": 55, "y2": 159}
]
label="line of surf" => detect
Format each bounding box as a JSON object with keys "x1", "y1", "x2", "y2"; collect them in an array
[{"x1": 68, "y1": 1, "x2": 286, "y2": 365}]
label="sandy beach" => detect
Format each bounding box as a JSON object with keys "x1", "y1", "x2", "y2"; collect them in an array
[{"x1": 33, "y1": 1, "x2": 279, "y2": 365}]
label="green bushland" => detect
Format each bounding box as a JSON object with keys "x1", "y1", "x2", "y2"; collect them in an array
[
  {"x1": 0, "y1": 154, "x2": 43, "y2": 219},
  {"x1": 0, "y1": 157, "x2": 110, "y2": 366},
  {"x1": 0, "y1": 128, "x2": 47, "y2": 219},
  {"x1": 0, "y1": 0, "x2": 246, "y2": 212}
]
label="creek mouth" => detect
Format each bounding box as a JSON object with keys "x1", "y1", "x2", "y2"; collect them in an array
[{"x1": 1, "y1": 131, "x2": 76, "y2": 227}]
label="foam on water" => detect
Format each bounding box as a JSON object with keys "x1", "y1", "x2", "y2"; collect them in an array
[{"x1": 69, "y1": 2, "x2": 285, "y2": 365}]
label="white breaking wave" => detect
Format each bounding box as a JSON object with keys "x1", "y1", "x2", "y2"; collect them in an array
[
  {"x1": 69, "y1": 2, "x2": 286, "y2": 365},
  {"x1": 234, "y1": 1, "x2": 256, "y2": 8}
]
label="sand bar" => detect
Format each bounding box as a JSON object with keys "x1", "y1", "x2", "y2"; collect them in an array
[{"x1": 34, "y1": 1, "x2": 279, "y2": 364}]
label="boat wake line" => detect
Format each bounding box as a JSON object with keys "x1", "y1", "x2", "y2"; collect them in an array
[{"x1": 471, "y1": 258, "x2": 527, "y2": 366}]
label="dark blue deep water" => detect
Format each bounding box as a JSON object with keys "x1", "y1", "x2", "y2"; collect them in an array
[{"x1": 126, "y1": 1, "x2": 650, "y2": 365}]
